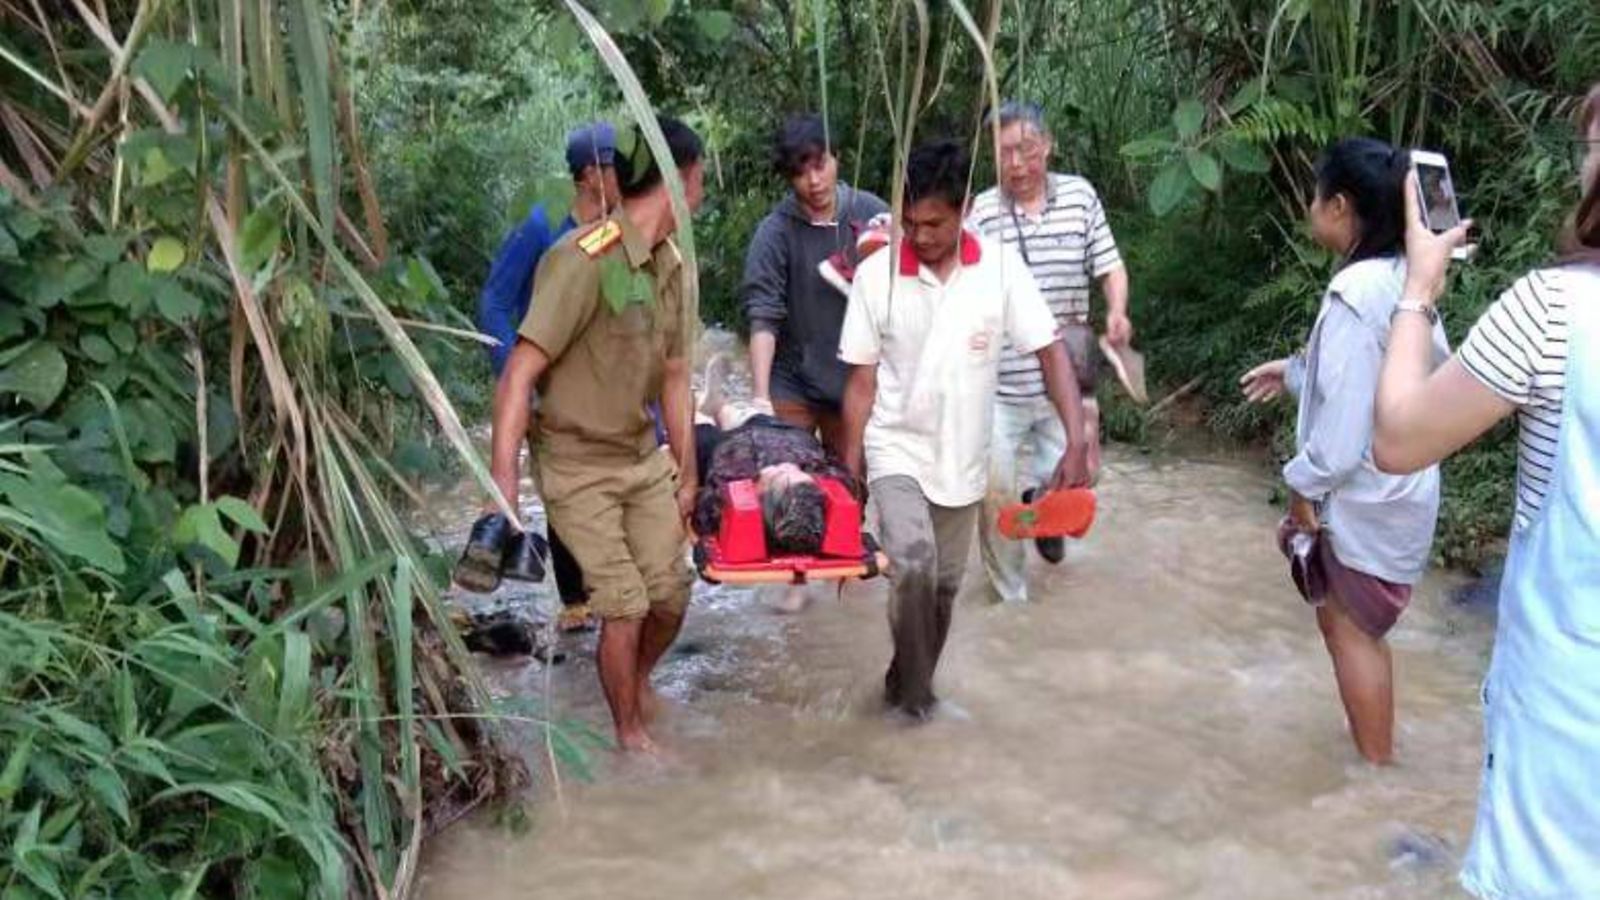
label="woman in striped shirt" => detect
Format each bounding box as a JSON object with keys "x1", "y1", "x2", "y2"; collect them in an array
[{"x1": 1373, "y1": 83, "x2": 1600, "y2": 899}]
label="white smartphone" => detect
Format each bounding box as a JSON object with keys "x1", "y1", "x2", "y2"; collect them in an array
[{"x1": 1410, "y1": 150, "x2": 1474, "y2": 259}]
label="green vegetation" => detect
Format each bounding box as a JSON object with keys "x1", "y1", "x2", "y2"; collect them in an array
[{"x1": 2, "y1": 0, "x2": 1594, "y2": 896}]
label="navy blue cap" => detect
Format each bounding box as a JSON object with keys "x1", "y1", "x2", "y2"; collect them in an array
[{"x1": 565, "y1": 122, "x2": 617, "y2": 173}]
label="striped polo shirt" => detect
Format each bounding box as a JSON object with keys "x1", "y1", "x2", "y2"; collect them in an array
[
  {"x1": 969, "y1": 173, "x2": 1123, "y2": 398},
  {"x1": 1457, "y1": 266, "x2": 1581, "y2": 531}
]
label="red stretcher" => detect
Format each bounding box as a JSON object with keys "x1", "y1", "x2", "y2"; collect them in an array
[{"x1": 692, "y1": 477, "x2": 889, "y2": 585}]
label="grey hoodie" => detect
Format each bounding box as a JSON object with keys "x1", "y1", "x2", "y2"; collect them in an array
[{"x1": 741, "y1": 183, "x2": 888, "y2": 408}]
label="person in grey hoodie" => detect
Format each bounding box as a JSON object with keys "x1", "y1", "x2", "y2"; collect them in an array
[{"x1": 741, "y1": 114, "x2": 888, "y2": 456}]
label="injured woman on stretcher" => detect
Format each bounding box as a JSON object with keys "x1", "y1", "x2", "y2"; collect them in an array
[{"x1": 690, "y1": 357, "x2": 869, "y2": 611}]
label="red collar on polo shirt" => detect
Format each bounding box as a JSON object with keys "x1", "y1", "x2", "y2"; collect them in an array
[{"x1": 898, "y1": 229, "x2": 983, "y2": 276}]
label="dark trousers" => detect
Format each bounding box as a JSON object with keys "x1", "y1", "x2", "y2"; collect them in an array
[
  {"x1": 871, "y1": 475, "x2": 981, "y2": 716},
  {"x1": 549, "y1": 529, "x2": 586, "y2": 605}
]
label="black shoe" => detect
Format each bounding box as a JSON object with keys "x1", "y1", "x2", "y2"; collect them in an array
[
  {"x1": 1022, "y1": 489, "x2": 1066, "y2": 565},
  {"x1": 501, "y1": 530, "x2": 549, "y2": 584},
  {"x1": 453, "y1": 513, "x2": 511, "y2": 593}
]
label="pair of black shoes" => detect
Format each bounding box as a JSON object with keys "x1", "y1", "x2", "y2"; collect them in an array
[
  {"x1": 1021, "y1": 489, "x2": 1066, "y2": 565},
  {"x1": 453, "y1": 513, "x2": 549, "y2": 593}
]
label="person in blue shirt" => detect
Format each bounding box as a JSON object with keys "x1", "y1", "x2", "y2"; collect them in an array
[
  {"x1": 479, "y1": 122, "x2": 620, "y2": 374},
  {"x1": 466, "y1": 123, "x2": 620, "y2": 631}
]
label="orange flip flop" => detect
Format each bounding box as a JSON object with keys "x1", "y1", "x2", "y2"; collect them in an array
[{"x1": 997, "y1": 488, "x2": 1097, "y2": 540}]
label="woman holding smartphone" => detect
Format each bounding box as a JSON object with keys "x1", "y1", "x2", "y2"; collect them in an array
[
  {"x1": 1241, "y1": 138, "x2": 1449, "y2": 765},
  {"x1": 1373, "y1": 84, "x2": 1600, "y2": 899}
]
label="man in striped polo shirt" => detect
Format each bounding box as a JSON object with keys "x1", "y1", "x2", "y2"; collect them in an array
[{"x1": 970, "y1": 101, "x2": 1133, "y2": 604}]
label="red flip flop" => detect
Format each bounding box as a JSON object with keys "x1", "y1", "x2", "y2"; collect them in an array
[{"x1": 998, "y1": 488, "x2": 1097, "y2": 540}]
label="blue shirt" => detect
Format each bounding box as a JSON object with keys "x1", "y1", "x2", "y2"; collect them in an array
[{"x1": 478, "y1": 205, "x2": 575, "y2": 376}]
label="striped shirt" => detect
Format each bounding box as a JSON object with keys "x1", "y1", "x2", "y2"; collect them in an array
[
  {"x1": 970, "y1": 173, "x2": 1123, "y2": 398},
  {"x1": 1457, "y1": 267, "x2": 1577, "y2": 531}
]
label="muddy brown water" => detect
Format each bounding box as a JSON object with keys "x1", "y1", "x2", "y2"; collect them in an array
[{"x1": 416, "y1": 438, "x2": 1493, "y2": 900}]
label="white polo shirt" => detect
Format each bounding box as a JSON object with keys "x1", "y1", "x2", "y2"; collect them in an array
[{"x1": 838, "y1": 231, "x2": 1058, "y2": 506}]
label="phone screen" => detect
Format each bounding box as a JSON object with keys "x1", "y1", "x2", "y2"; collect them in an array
[{"x1": 1416, "y1": 162, "x2": 1461, "y2": 231}]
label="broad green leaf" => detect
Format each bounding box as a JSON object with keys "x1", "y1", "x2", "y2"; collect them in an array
[
  {"x1": 84, "y1": 234, "x2": 128, "y2": 264},
  {"x1": 215, "y1": 495, "x2": 269, "y2": 533},
  {"x1": 139, "y1": 146, "x2": 178, "y2": 187},
  {"x1": 1120, "y1": 137, "x2": 1178, "y2": 159},
  {"x1": 0, "y1": 468, "x2": 124, "y2": 572},
  {"x1": 133, "y1": 38, "x2": 193, "y2": 99},
  {"x1": 1186, "y1": 149, "x2": 1223, "y2": 191},
  {"x1": 174, "y1": 504, "x2": 240, "y2": 568},
  {"x1": 108, "y1": 321, "x2": 138, "y2": 353},
  {"x1": 129, "y1": 398, "x2": 176, "y2": 464},
  {"x1": 1148, "y1": 160, "x2": 1194, "y2": 216},
  {"x1": 79, "y1": 333, "x2": 117, "y2": 364},
  {"x1": 154, "y1": 280, "x2": 202, "y2": 324},
  {"x1": 0, "y1": 341, "x2": 68, "y2": 410},
  {"x1": 0, "y1": 224, "x2": 18, "y2": 260},
  {"x1": 147, "y1": 237, "x2": 185, "y2": 273},
  {"x1": 247, "y1": 856, "x2": 305, "y2": 899},
  {"x1": 644, "y1": 0, "x2": 673, "y2": 26},
  {"x1": 1218, "y1": 138, "x2": 1272, "y2": 174},
  {"x1": 694, "y1": 9, "x2": 734, "y2": 41},
  {"x1": 1172, "y1": 99, "x2": 1206, "y2": 141},
  {"x1": 237, "y1": 205, "x2": 282, "y2": 274}
]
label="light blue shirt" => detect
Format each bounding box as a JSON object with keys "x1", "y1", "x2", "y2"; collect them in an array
[{"x1": 1283, "y1": 256, "x2": 1449, "y2": 584}]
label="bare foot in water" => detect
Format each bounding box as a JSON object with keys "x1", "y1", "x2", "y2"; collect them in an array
[{"x1": 616, "y1": 726, "x2": 660, "y2": 755}]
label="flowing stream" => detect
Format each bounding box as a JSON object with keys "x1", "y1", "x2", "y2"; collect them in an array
[{"x1": 417, "y1": 427, "x2": 1493, "y2": 899}]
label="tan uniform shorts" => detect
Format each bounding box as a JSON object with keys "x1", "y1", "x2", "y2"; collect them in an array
[{"x1": 538, "y1": 449, "x2": 692, "y2": 621}]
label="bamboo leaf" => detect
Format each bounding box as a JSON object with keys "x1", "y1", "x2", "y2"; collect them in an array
[
  {"x1": 276, "y1": 630, "x2": 311, "y2": 735},
  {"x1": 284, "y1": 0, "x2": 338, "y2": 237},
  {"x1": 0, "y1": 732, "x2": 34, "y2": 799},
  {"x1": 389, "y1": 558, "x2": 419, "y2": 801},
  {"x1": 86, "y1": 765, "x2": 131, "y2": 826}
]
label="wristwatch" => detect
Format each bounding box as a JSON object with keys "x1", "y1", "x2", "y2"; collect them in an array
[{"x1": 1393, "y1": 299, "x2": 1439, "y2": 325}]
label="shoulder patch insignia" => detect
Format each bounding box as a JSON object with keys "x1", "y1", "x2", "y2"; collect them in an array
[{"x1": 577, "y1": 220, "x2": 623, "y2": 258}]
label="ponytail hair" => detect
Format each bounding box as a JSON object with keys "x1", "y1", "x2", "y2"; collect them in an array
[
  {"x1": 1560, "y1": 82, "x2": 1600, "y2": 265},
  {"x1": 1314, "y1": 137, "x2": 1411, "y2": 263}
]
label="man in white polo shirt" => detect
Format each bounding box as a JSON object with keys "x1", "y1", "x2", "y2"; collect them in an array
[
  {"x1": 838, "y1": 139, "x2": 1091, "y2": 720},
  {"x1": 969, "y1": 100, "x2": 1132, "y2": 604}
]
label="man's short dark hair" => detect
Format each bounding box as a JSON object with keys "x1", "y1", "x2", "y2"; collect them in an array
[
  {"x1": 772, "y1": 114, "x2": 830, "y2": 178},
  {"x1": 616, "y1": 115, "x2": 704, "y2": 199},
  {"x1": 904, "y1": 139, "x2": 969, "y2": 210},
  {"x1": 763, "y1": 481, "x2": 827, "y2": 556}
]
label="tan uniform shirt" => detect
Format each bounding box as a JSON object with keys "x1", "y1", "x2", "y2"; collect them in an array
[{"x1": 518, "y1": 212, "x2": 686, "y2": 461}]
